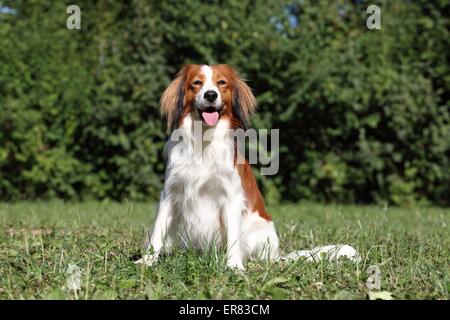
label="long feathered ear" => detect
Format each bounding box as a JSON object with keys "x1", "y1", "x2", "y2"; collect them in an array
[
  {"x1": 232, "y1": 76, "x2": 256, "y2": 130},
  {"x1": 160, "y1": 67, "x2": 187, "y2": 133}
]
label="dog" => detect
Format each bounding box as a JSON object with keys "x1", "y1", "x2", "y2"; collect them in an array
[{"x1": 137, "y1": 64, "x2": 359, "y2": 270}]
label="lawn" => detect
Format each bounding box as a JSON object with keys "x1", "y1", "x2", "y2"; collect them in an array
[{"x1": 0, "y1": 201, "x2": 448, "y2": 300}]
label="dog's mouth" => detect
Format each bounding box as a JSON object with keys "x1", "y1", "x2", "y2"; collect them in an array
[{"x1": 199, "y1": 106, "x2": 222, "y2": 127}]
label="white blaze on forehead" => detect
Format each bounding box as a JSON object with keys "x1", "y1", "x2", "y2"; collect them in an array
[
  {"x1": 201, "y1": 65, "x2": 213, "y2": 81},
  {"x1": 200, "y1": 65, "x2": 216, "y2": 91},
  {"x1": 196, "y1": 65, "x2": 221, "y2": 107}
]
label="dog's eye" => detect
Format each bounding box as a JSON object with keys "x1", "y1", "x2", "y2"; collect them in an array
[
  {"x1": 218, "y1": 80, "x2": 227, "y2": 85},
  {"x1": 193, "y1": 80, "x2": 202, "y2": 86}
]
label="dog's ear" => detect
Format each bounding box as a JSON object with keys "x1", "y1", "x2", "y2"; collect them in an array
[
  {"x1": 160, "y1": 66, "x2": 187, "y2": 133},
  {"x1": 232, "y1": 76, "x2": 256, "y2": 130}
]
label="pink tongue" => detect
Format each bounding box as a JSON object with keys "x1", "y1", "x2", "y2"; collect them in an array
[{"x1": 201, "y1": 111, "x2": 219, "y2": 126}]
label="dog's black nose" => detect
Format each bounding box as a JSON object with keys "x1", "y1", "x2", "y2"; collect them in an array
[{"x1": 204, "y1": 90, "x2": 218, "y2": 102}]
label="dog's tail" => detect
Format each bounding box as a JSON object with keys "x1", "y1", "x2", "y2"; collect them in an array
[{"x1": 279, "y1": 244, "x2": 361, "y2": 263}]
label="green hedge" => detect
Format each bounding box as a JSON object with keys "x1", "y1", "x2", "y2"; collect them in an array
[{"x1": 0, "y1": 0, "x2": 449, "y2": 205}]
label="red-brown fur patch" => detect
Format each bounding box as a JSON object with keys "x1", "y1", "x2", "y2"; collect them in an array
[{"x1": 236, "y1": 160, "x2": 272, "y2": 221}]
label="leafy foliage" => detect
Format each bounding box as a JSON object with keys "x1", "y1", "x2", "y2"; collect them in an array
[{"x1": 0, "y1": 0, "x2": 448, "y2": 205}]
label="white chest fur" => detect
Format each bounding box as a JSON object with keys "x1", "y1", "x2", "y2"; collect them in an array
[{"x1": 163, "y1": 114, "x2": 245, "y2": 249}]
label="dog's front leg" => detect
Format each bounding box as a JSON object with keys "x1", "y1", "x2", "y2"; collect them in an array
[
  {"x1": 136, "y1": 193, "x2": 174, "y2": 267},
  {"x1": 224, "y1": 197, "x2": 245, "y2": 271}
]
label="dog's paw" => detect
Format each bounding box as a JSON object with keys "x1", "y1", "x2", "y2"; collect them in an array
[
  {"x1": 227, "y1": 258, "x2": 245, "y2": 273},
  {"x1": 134, "y1": 253, "x2": 159, "y2": 267}
]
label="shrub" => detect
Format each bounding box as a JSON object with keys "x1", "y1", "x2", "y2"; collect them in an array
[{"x1": 0, "y1": 0, "x2": 448, "y2": 205}]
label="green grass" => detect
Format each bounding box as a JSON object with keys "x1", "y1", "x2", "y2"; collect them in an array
[{"x1": 0, "y1": 201, "x2": 449, "y2": 300}]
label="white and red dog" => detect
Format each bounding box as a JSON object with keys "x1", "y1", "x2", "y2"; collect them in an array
[{"x1": 137, "y1": 64, "x2": 359, "y2": 270}]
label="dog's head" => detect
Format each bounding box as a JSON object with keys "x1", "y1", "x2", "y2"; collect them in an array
[{"x1": 160, "y1": 64, "x2": 256, "y2": 132}]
